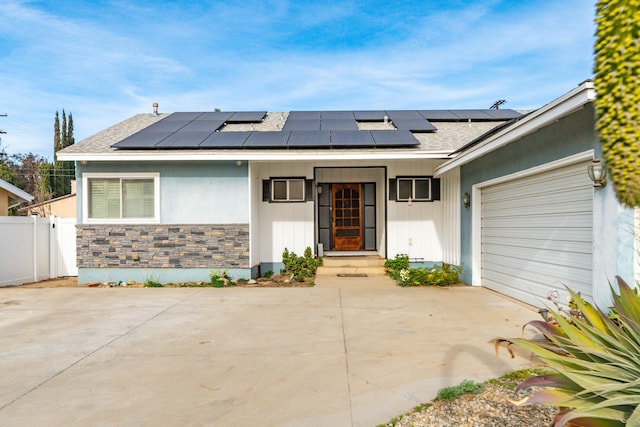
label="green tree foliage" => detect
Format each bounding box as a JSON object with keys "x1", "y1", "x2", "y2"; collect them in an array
[
  {"x1": 594, "y1": 0, "x2": 640, "y2": 207},
  {"x1": 46, "y1": 109, "x2": 76, "y2": 198}
]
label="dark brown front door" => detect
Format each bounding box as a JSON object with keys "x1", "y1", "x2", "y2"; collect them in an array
[{"x1": 332, "y1": 184, "x2": 362, "y2": 251}]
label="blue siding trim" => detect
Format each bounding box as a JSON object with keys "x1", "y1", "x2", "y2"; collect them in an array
[
  {"x1": 78, "y1": 268, "x2": 252, "y2": 284},
  {"x1": 260, "y1": 262, "x2": 285, "y2": 277}
]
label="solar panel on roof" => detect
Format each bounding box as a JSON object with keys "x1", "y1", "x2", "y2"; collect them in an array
[
  {"x1": 330, "y1": 130, "x2": 375, "y2": 147},
  {"x1": 287, "y1": 131, "x2": 331, "y2": 148},
  {"x1": 283, "y1": 120, "x2": 321, "y2": 131},
  {"x1": 370, "y1": 130, "x2": 420, "y2": 147},
  {"x1": 353, "y1": 111, "x2": 387, "y2": 121},
  {"x1": 194, "y1": 112, "x2": 233, "y2": 121},
  {"x1": 320, "y1": 119, "x2": 358, "y2": 131},
  {"x1": 386, "y1": 110, "x2": 424, "y2": 120},
  {"x1": 321, "y1": 111, "x2": 355, "y2": 119},
  {"x1": 179, "y1": 120, "x2": 225, "y2": 132},
  {"x1": 112, "y1": 134, "x2": 163, "y2": 148},
  {"x1": 449, "y1": 110, "x2": 494, "y2": 120},
  {"x1": 287, "y1": 111, "x2": 322, "y2": 120},
  {"x1": 162, "y1": 112, "x2": 205, "y2": 121},
  {"x1": 227, "y1": 111, "x2": 267, "y2": 123},
  {"x1": 391, "y1": 119, "x2": 437, "y2": 132},
  {"x1": 481, "y1": 109, "x2": 523, "y2": 120},
  {"x1": 243, "y1": 132, "x2": 290, "y2": 148},
  {"x1": 136, "y1": 119, "x2": 188, "y2": 133},
  {"x1": 417, "y1": 110, "x2": 460, "y2": 121},
  {"x1": 200, "y1": 132, "x2": 251, "y2": 148},
  {"x1": 155, "y1": 131, "x2": 212, "y2": 148}
]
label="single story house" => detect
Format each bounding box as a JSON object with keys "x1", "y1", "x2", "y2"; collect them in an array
[
  {"x1": 0, "y1": 178, "x2": 33, "y2": 215},
  {"x1": 58, "y1": 80, "x2": 637, "y2": 308},
  {"x1": 18, "y1": 180, "x2": 77, "y2": 218}
]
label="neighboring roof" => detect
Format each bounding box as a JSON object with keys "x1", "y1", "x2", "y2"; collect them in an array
[
  {"x1": 16, "y1": 192, "x2": 75, "y2": 214},
  {"x1": 57, "y1": 109, "x2": 522, "y2": 162},
  {"x1": 435, "y1": 80, "x2": 596, "y2": 175},
  {"x1": 0, "y1": 178, "x2": 34, "y2": 204}
]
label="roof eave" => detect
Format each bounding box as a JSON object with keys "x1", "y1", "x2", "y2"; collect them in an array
[
  {"x1": 58, "y1": 150, "x2": 451, "y2": 162},
  {"x1": 0, "y1": 179, "x2": 34, "y2": 203},
  {"x1": 435, "y1": 80, "x2": 596, "y2": 176}
]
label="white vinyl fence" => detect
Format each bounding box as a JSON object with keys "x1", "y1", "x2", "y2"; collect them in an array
[{"x1": 0, "y1": 216, "x2": 77, "y2": 287}]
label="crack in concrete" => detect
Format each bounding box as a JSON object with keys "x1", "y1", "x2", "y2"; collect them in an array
[{"x1": 339, "y1": 288, "x2": 354, "y2": 427}]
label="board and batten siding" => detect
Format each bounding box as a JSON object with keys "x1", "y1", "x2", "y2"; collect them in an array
[
  {"x1": 386, "y1": 159, "x2": 444, "y2": 262},
  {"x1": 441, "y1": 168, "x2": 461, "y2": 266},
  {"x1": 255, "y1": 162, "x2": 315, "y2": 263},
  {"x1": 480, "y1": 160, "x2": 593, "y2": 307}
]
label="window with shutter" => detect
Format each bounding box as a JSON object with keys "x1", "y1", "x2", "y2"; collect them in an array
[{"x1": 84, "y1": 173, "x2": 159, "y2": 223}]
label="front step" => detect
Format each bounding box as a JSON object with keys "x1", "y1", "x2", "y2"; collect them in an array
[{"x1": 316, "y1": 256, "x2": 387, "y2": 276}]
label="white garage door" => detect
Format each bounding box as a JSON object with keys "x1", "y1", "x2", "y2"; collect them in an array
[{"x1": 481, "y1": 160, "x2": 593, "y2": 307}]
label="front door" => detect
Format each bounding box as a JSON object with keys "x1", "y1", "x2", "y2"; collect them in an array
[{"x1": 332, "y1": 184, "x2": 362, "y2": 250}]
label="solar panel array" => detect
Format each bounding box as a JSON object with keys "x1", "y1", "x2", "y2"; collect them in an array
[
  {"x1": 116, "y1": 129, "x2": 420, "y2": 149},
  {"x1": 112, "y1": 109, "x2": 522, "y2": 150}
]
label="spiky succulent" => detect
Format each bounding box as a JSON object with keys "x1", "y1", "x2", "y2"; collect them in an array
[
  {"x1": 499, "y1": 277, "x2": 640, "y2": 427},
  {"x1": 594, "y1": 0, "x2": 640, "y2": 208}
]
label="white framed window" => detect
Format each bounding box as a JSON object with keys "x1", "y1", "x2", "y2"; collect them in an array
[
  {"x1": 83, "y1": 173, "x2": 160, "y2": 223},
  {"x1": 271, "y1": 178, "x2": 305, "y2": 202},
  {"x1": 397, "y1": 177, "x2": 431, "y2": 201}
]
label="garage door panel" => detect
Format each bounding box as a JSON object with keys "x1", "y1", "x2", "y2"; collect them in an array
[
  {"x1": 483, "y1": 259, "x2": 591, "y2": 290},
  {"x1": 482, "y1": 213, "x2": 592, "y2": 229},
  {"x1": 482, "y1": 236, "x2": 593, "y2": 256},
  {"x1": 483, "y1": 227, "x2": 593, "y2": 243},
  {"x1": 481, "y1": 160, "x2": 593, "y2": 305},
  {"x1": 483, "y1": 246, "x2": 592, "y2": 271},
  {"x1": 482, "y1": 271, "x2": 586, "y2": 308},
  {"x1": 482, "y1": 195, "x2": 593, "y2": 216},
  {"x1": 482, "y1": 167, "x2": 588, "y2": 197}
]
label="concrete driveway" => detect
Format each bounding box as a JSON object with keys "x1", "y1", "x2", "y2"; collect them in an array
[{"x1": 0, "y1": 276, "x2": 539, "y2": 426}]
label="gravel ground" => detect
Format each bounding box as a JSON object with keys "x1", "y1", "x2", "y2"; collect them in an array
[{"x1": 381, "y1": 371, "x2": 558, "y2": 427}]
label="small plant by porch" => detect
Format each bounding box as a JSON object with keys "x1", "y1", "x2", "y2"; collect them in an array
[{"x1": 384, "y1": 254, "x2": 462, "y2": 287}]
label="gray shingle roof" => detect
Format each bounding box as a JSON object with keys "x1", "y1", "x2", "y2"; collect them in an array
[{"x1": 58, "y1": 110, "x2": 519, "y2": 158}]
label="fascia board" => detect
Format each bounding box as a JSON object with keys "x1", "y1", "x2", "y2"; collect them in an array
[
  {"x1": 57, "y1": 151, "x2": 449, "y2": 162},
  {"x1": 0, "y1": 179, "x2": 34, "y2": 202},
  {"x1": 435, "y1": 81, "x2": 596, "y2": 176}
]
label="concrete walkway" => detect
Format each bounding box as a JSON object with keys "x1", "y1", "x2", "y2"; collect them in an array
[{"x1": 0, "y1": 276, "x2": 539, "y2": 426}]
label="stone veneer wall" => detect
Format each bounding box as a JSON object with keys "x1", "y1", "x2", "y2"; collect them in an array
[{"x1": 77, "y1": 224, "x2": 250, "y2": 269}]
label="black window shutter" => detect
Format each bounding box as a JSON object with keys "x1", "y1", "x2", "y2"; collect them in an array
[
  {"x1": 388, "y1": 179, "x2": 397, "y2": 201},
  {"x1": 262, "y1": 180, "x2": 271, "y2": 202},
  {"x1": 305, "y1": 179, "x2": 314, "y2": 201},
  {"x1": 431, "y1": 178, "x2": 441, "y2": 201}
]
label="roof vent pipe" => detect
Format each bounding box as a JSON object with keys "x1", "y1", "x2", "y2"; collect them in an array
[{"x1": 152, "y1": 102, "x2": 159, "y2": 115}]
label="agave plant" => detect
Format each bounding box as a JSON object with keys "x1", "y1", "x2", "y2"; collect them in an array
[{"x1": 497, "y1": 277, "x2": 640, "y2": 427}]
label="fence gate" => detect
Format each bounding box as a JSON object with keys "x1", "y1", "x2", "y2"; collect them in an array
[{"x1": 50, "y1": 217, "x2": 78, "y2": 278}]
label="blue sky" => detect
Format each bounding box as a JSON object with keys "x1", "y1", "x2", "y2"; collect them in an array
[{"x1": 1, "y1": 0, "x2": 595, "y2": 160}]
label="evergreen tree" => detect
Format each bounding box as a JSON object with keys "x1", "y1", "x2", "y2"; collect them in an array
[
  {"x1": 61, "y1": 110, "x2": 67, "y2": 150},
  {"x1": 594, "y1": 0, "x2": 640, "y2": 207},
  {"x1": 53, "y1": 111, "x2": 62, "y2": 153},
  {"x1": 48, "y1": 109, "x2": 76, "y2": 197},
  {"x1": 66, "y1": 113, "x2": 75, "y2": 147}
]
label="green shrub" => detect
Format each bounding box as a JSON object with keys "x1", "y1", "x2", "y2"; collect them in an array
[
  {"x1": 263, "y1": 270, "x2": 274, "y2": 279},
  {"x1": 384, "y1": 253, "x2": 409, "y2": 272},
  {"x1": 436, "y1": 379, "x2": 484, "y2": 401},
  {"x1": 144, "y1": 275, "x2": 163, "y2": 287},
  {"x1": 282, "y1": 247, "x2": 320, "y2": 282},
  {"x1": 209, "y1": 269, "x2": 227, "y2": 288},
  {"x1": 384, "y1": 255, "x2": 461, "y2": 287},
  {"x1": 499, "y1": 277, "x2": 640, "y2": 426}
]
